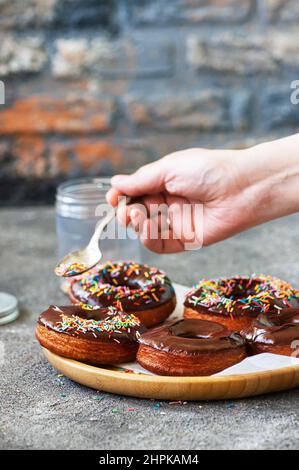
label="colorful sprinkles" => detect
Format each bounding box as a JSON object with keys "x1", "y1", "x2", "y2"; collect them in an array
[
  {"x1": 185, "y1": 274, "x2": 299, "y2": 316},
  {"x1": 76, "y1": 261, "x2": 169, "y2": 309},
  {"x1": 56, "y1": 305, "x2": 141, "y2": 336},
  {"x1": 55, "y1": 262, "x2": 88, "y2": 277}
]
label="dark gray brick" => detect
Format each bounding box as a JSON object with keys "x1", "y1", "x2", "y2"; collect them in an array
[
  {"x1": 129, "y1": 0, "x2": 253, "y2": 25},
  {"x1": 261, "y1": 86, "x2": 299, "y2": 129},
  {"x1": 124, "y1": 90, "x2": 231, "y2": 131}
]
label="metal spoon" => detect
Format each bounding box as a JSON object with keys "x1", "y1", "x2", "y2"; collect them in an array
[{"x1": 55, "y1": 197, "x2": 128, "y2": 278}]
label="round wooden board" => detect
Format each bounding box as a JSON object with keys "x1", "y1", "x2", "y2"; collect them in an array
[{"x1": 43, "y1": 348, "x2": 299, "y2": 401}]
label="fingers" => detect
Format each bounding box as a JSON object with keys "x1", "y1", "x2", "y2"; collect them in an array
[
  {"x1": 128, "y1": 199, "x2": 186, "y2": 254},
  {"x1": 139, "y1": 219, "x2": 185, "y2": 254},
  {"x1": 106, "y1": 188, "x2": 122, "y2": 207},
  {"x1": 129, "y1": 194, "x2": 167, "y2": 235},
  {"x1": 107, "y1": 161, "x2": 168, "y2": 228},
  {"x1": 106, "y1": 188, "x2": 131, "y2": 226},
  {"x1": 107, "y1": 187, "x2": 202, "y2": 253},
  {"x1": 130, "y1": 195, "x2": 203, "y2": 252},
  {"x1": 111, "y1": 160, "x2": 167, "y2": 198},
  {"x1": 105, "y1": 151, "x2": 205, "y2": 253},
  {"x1": 166, "y1": 195, "x2": 203, "y2": 250}
]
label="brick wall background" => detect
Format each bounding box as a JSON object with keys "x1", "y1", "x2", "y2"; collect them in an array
[{"x1": 1, "y1": 0, "x2": 299, "y2": 205}]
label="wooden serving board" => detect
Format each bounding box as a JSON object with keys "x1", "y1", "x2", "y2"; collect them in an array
[
  {"x1": 43, "y1": 347, "x2": 299, "y2": 401},
  {"x1": 41, "y1": 283, "x2": 299, "y2": 400}
]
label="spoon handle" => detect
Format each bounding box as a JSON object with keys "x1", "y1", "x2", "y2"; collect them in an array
[{"x1": 88, "y1": 196, "x2": 129, "y2": 249}]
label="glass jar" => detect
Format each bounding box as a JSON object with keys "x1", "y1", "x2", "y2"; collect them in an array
[{"x1": 56, "y1": 177, "x2": 141, "y2": 267}]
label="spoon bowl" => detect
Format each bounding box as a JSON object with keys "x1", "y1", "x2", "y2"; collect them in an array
[{"x1": 54, "y1": 247, "x2": 102, "y2": 278}]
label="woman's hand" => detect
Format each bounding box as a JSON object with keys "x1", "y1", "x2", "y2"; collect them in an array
[{"x1": 106, "y1": 134, "x2": 299, "y2": 253}]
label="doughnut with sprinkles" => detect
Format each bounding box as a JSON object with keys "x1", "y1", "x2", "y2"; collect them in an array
[
  {"x1": 184, "y1": 275, "x2": 299, "y2": 331},
  {"x1": 35, "y1": 304, "x2": 146, "y2": 365},
  {"x1": 69, "y1": 261, "x2": 177, "y2": 328}
]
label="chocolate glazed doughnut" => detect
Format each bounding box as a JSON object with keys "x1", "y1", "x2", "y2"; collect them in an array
[
  {"x1": 241, "y1": 308, "x2": 299, "y2": 357},
  {"x1": 184, "y1": 275, "x2": 299, "y2": 332},
  {"x1": 36, "y1": 305, "x2": 146, "y2": 365},
  {"x1": 69, "y1": 261, "x2": 177, "y2": 328},
  {"x1": 137, "y1": 319, "x2": 246, "y2": 376}
]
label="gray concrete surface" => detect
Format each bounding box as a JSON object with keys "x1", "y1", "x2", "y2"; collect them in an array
[{"x1": 1, "y1": 207, "x2": 299, "y2": 450}]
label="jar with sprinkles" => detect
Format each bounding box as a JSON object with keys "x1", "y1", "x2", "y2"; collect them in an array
[{"x1": 56, "y1": 178, "x2": 140, "y2": 287}]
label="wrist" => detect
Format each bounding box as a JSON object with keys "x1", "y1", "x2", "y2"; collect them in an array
[{"x1": 236, "y1": 138, "x2": 299, "y2": 223}]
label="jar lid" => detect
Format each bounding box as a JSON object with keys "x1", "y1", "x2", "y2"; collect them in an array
[{"x1": 0, "y1": 292, "x2": 19, "y2": 325}]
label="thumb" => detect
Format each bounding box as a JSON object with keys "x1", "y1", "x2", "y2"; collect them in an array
[{"x1": 111, "y1": 160, "x2": 167, "y2": 197}]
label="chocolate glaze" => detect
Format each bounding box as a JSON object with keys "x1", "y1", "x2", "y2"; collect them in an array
[
  {"x1": 138, "y1": 319, "x2": 244, "y2": 355},
  {"x1": 184, "y1": 277, "x2": 299, "y2": 318},
  {"x1": 38, "y1": 305, "x2": 145, "y2": 343},
  {"x1": 241, "y1": 308, "x2": 299, "y2": 346},
  {"x1": 70, "y1": 262, "x2": 175, "y2": 312}
]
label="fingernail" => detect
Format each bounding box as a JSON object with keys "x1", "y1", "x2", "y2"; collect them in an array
[{"x1": 130, "y1": 209, "x2": 139, "y2": 220}]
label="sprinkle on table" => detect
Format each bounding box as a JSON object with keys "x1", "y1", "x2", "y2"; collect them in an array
[
  {"x1": 153, "y1": 402, "x2": 162, "y2": 409},
  {"x1": 93, "y1": 395, "x2": 104, "y2": 401},
  {"x1": 169, "y1": 400, "x2": 187, "y2": 405}
]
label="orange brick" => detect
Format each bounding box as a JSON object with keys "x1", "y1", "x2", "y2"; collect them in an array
[
  {"x1": 0, "y1": 95, "x2": 114, "y2": 134},
  {"x1": 13, "y1": 136, "x2": 46, "y2": 177},
  {"x1": 49, "y1": 141, "x2": 72, "y2": 176},
  {"x1": 73, "y1": 140, "x2": 122, "y2": 170},
  {"x1": 49, "y1": 138, "x2": 122, "y2": 176}
]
